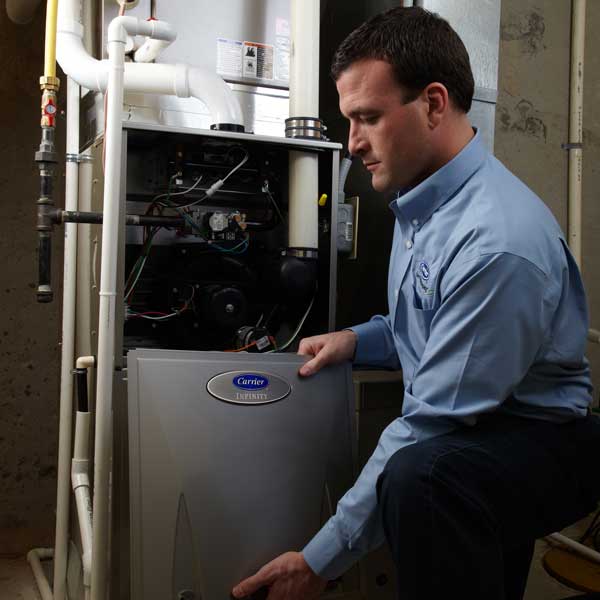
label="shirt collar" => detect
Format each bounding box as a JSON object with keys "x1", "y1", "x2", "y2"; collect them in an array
[{"x1": 390, "y1": 129, "x2": 488, "y2": 226}]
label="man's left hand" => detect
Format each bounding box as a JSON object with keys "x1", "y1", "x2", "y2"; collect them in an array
[{"x1": 231, "y1": 551, "x2": 326, "y2": 600}]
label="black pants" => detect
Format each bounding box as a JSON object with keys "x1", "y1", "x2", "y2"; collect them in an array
[{"x1": 376, "y1": 413, "x2": 600, "y2": 600}]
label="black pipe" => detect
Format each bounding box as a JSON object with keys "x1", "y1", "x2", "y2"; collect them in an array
[
  {"x1": 73, "y1": 367, "x2": 89, "y2": 412},
  {"x1": 37, "y1": 232, "x2": 53, "y2": 303},
  {"x1": 35, "y1": 124, "x2": 58, "y2": 303},
  {"x1": 59, "y1": 210, "x2": 186, "y2": 228}
]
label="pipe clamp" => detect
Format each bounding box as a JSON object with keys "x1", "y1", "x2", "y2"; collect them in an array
[{"x1": 285, "y1": 116, "x2": 327, "y2": 140}]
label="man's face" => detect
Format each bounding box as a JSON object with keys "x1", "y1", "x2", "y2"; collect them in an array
[{"x1": 336, "y1": 59, "x2": 432, "y2": 193}]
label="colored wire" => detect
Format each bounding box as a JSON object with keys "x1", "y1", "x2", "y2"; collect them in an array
[
  {"x1": 155, "y1": 175, "x2": 205, "y2": 207},
  {"x1": 209, "y1": 237, "x2": 249, "y2": 254},
  {"x1": 124, "y1": 226, "x2": 160, "y2": 301},
  {"x1": 126, "y1": 286, "x2": 195, "y2": 321},
  {"x1": 268, "y1": 296, "x2": 315, "y2": 353},
  {"x1": 221, "y1": 150, "x2": 249, "y2": 184},
  {"x1": 225, "y1": 335, "x2": 277, "y2": 353},
  {"x1": 265, "y1": 188, "x2": 286, "y2": 225},
  {"x1": 164, "y1": 150, "x2": 249, "y2": 210}
]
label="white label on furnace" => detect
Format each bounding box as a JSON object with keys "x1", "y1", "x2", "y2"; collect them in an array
[
  {"x1": 243, "y1": 41, "x2": 274, "y2": 80},
  {"x1": 276, "y1": 17, "x2": 290, "y2": 37},
  {"x1": 216, "y1": 38, "x2": 243, "y2": 78},
  {"x1": 276, "y1": 35, "x2": 290, "y2": 81}
]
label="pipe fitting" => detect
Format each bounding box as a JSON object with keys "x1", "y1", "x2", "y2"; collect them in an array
[
  {"x1": 57, "y1": 4, "x2": 244, "y2": 128},
  {"x1": 174, "y1": 63, "x2": 190, "y2": 98},
  {"x1": 27, "y1": 548, "x2": 54, "y2": 600},
  {"x1": 107, "y1": 15, "x2": 176, "y2": 44},
  {"x1": 71, "y1": 460, "x2": 91, "y2": 489},
  {"x1": 76, "y1": 355, "x2": 96, "y2": 369},
  {"x1": 39, "y1": 76, "x2": 60, "y2": 91}
]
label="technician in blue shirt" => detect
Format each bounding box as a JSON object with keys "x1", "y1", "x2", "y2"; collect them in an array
[{"x1": 233, "y1": 7, "x2": 600, "y2": 600}]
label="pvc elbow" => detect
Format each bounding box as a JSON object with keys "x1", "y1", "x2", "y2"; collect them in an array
[
  {"x1": 108, "y1": 15, "x2": 176, "y2": 44},
  {"x1": 76, "y1": 355, "x2": 96, "y2": 369},
  {"x1": 187, "y1": 66, "x2": 244, "y2": 128},
  {"x1": 56, "y1": 29, "x2": 108, "y2": 91}
]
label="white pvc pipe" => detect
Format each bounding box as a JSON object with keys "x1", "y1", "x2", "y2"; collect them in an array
[
  {"x1": 76, "y1": 155, "x2": 94, "y2": 358},
  {"x1": 27, "y1": 548, "x2": 54, "y2": 600},
  {"x1": 134, "y1": 37, "x2": 172, "y2": 63},
  {"x1": 52, "y1": 75, "x2": 80, "y2": 600},
  {"x1": 5, "y1": 0, "x2": 43, "y2": 24},
  {"x1": 89, "y1": 17, "x2": 127, "y2": 600},
  {"x1": 72, "y1": 411, "x2": 93, "y2": 594},
  {"x1": 568, "y1": 0, "x2": 585, "y2": 266},
  {"x1": 288, "y1": 152, "x2": 319, "y2": 248},
  {"x1": 287, "y1": 0, "x2": 320, "y2": 250},
  {"x1": 548, "y1": 532, "x2": 600, "y2": 564},
  {"x1": 289, "y1": 0, "x2": 319, "y2": 118},
  {"x1": 57, "y1": 2, "x2": 244, "y2": 127},
  {"x1": 91, "y1": 15, "x2": 179, "y2": 600}
]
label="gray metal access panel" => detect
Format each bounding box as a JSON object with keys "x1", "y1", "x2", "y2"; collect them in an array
[{"x1": 128, "y1": 349, "x2": 356, "y2": 600}]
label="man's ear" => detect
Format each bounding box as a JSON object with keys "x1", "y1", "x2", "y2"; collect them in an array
[{"x1": 423, "y1": 82, "x2": 449, "y2": 129}]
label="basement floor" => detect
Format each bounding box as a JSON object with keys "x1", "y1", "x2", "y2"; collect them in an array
[{"x1": 0, "y1": 519, "x2": 596, "y2": 600}]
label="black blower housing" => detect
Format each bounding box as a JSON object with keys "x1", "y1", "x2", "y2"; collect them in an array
[{"x1": 279, "y1": 254, "x2": 317, "y2": 305}]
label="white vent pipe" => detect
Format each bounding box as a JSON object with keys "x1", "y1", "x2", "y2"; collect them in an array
[
  {"x1": 57, "y1": 1, "x2": 244, "y2": 128},
  {"x1": 27, "y1": 548, "x2": 54, "y2": 600},
  {"x1": 72, "y1": 410, "x2": 93, "y2": 600},
  {"x1": 52, "y1": 75, "x2": 80, "y2": 600},
  {"x1": 567, "y1": 0, "x2": 585, "y2": 266},
  {"x1": 87, "y1": 15, "x2": 176, "y2": 600},
  {"x1": 287, "y1": 0, "x2": 320, "y2": 250}
]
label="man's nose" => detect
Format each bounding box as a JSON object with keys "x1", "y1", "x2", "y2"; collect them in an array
[{"x1": 348, "y1": 123, "x2": 367, "y2": 156}]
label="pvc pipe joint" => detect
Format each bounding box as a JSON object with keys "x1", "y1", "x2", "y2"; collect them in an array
[{"x1": 107, "y1": 15, "x2": 176, "y2": 45}]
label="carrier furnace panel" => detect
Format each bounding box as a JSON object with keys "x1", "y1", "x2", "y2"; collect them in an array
[{"x1": 128, "y1": 350, "x2": 356, "y2": 600}]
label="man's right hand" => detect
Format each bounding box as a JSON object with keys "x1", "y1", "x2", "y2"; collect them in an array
[{"x1": 297, "y1": 330, "x2": 357, "y2": 377}]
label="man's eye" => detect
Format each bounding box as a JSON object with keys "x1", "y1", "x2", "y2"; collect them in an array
[{"x1": 362, "y1": 115, "x2": 379, "y2": 125}]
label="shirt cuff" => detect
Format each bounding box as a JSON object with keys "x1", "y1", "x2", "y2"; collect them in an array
[
  {"x1": 302, "y1": 519, "x2": 361, "y2": 581},
  {"x1": 349, "y1": 319, "x2": 395, "y2": 365}
]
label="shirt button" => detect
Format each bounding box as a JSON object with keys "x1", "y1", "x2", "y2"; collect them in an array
[
  {"x1": 412, "y1": 219, "x2": 419, "y2": 227},
  {"x1": 405, "y1": 240, "x2": 413, "y2": 249}
]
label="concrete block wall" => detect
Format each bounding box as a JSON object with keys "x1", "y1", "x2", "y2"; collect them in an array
[
  {"x1": 496, "y1": 0, "x2": 600, "y2": 404},
  {"x1": 0, "y1": 7, "x2": 64, "y2": 555}
]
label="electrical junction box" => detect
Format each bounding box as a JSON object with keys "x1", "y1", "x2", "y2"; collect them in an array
[{"x1": 127, "y1": 349, "x2": 356, "y2": 600}]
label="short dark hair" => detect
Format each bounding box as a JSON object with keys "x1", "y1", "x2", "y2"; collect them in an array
[{"x1": 330, "y1": 7, "x2": 474, "y2": 113}]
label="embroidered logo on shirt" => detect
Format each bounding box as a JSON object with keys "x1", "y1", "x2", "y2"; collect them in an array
[{"x1": 415, "y1": 261, "x2": 434, "y2": 297}]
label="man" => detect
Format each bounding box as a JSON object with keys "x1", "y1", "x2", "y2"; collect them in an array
[{"x1": 233, "y1": 7, "x2": 600, "y2": 600}]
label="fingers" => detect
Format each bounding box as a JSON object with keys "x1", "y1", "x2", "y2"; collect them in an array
[
  {"x1": 298, "y1": 350, "x2": 329, "y2": 377},
  {"x1": 297, "y1": 336, "x2": 322, "y2": 357},
  {"x1": 232, "y1": 567, "x2": 273, "y2": 599}
]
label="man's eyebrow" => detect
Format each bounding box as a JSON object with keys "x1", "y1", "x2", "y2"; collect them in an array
[{"x1": 344, "y1": 107, "x2": 376, "y2": 119}]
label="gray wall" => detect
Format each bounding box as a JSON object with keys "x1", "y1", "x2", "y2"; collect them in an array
[
  {"x1": 1, "y1": 0, "x2": 599, "y2": 558},
  {"x1": 495, "y1": 0, "x2": 600, "y2": 404},
  {"x1": 0, "y1": 8, "x2": 64, "y2": 554}
]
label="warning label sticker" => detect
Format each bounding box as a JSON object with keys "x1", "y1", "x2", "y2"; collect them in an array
[
  {"x1": 243, "y1": 41, "x2": 274, "y2": 80},
  {"x1": 216, "y1": 38, "x2": 243, "y2": 78}
]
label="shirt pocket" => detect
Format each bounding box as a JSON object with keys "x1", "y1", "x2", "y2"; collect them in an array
[{"x1": 410, "y1": 286, "x2": 438, "y2": 346}]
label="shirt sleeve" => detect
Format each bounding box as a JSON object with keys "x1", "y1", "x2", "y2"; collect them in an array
[
  {"x1": 349, "y1": 314, "x2": 402, "y2": 369},
  {"x1": 303, "y1": 252, "x2": 555, "y2": 579}
]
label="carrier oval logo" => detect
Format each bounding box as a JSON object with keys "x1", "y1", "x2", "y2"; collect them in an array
[
  {"x1": 233, "y1": 374, "x2": 269, "y2": 390},
  {"x1": 207, "y1": 370, "x2": 291, "y2": 405}
]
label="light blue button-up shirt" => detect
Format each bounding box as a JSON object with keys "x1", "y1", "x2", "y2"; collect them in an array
[{"x1": 303, "y1": 130, "x2": 592, "y2": 579}]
